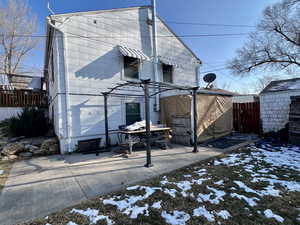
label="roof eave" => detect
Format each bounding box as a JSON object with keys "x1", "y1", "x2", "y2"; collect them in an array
[{"x1": 50, "y1": 5, "x2": 151, "y2": 18}]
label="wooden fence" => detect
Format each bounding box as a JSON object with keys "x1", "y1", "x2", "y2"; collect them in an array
[
  {"x1": 233, "y1": 102, "x2": 260, "y2": 134},
  {"x1": 0, "y1": 90, "x2": 47, "y2": 107}
]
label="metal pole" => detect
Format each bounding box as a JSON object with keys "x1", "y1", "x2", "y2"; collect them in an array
[
  {"x1": 143, "y1": 79, "x2": 153, "y2": 167},
  {"x1": 192, "y1": 87, "x2": 199, "y2": 153},
  {"x1": 102, "y1": 92, "x2": 110, "y2": 152},
  {"x1": 151, "y1": 0, "x2": 160, "y2": 111}
]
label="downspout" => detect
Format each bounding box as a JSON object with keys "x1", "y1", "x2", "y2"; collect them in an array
[
  {"x1": 196, "y1": 63, "x2": 201, "y2": 87},
  {"x1": 47, "y1": 17, "x2": 72, "y2": 153},
  {"x1": 151, "y1": 0, "x2": 160, "y2": 111}
]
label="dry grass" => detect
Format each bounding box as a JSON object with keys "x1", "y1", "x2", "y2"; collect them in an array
[{"x1": 20, "y1": 147, "x2": 300, "y2": 225}]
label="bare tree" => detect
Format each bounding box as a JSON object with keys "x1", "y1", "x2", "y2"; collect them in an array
[
  {"x1": 252, "y1": 75, "x2": 280, "y2": 93},
  {"x1": 0, "y1": 0, "x2": 38, "y2": 82},
  {"x1": 229, "y1": 0, "x2": 300, "y2": 75}
]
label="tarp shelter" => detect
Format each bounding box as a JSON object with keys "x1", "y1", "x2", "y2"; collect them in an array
[{"x1": 160, "y1": 88, "x2": 234, "y2": 144}]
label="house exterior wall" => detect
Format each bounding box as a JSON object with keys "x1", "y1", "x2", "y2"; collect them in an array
[
  {"x1": 260, "y1": 90, "x2": 300, "y2": 133},
  {"x1": 48, "y1": 7, "x2": 200, "y2": 153}
]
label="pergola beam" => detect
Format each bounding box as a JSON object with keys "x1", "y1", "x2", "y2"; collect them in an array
[{"x1": 101, "y1": 79, "x2": 199, "y2": 167}]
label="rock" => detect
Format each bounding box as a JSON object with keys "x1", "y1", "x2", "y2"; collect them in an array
[
  {"x1": 48, "y1": 144, "x2": 59, "y2": 154},
  {"x1": 39, "y1": 138, "x2": 59, "y2": 155},
  {"x1": 9, "y1": 136, "x2": 25, "y2": 143},
  {"x1": 2, "y1": 154, "x2": 18, "y2": 161},
  {"x1": 19, "y1": 152, "x2": 33, "y2": 158},
  {"x1": 25, "y1": 144, "x2": 39, "y2": 153},
  {"x1": 2, "y1": 143, "x2": 25, "y2": 156},
  {"x1": 1, "y1": 156, "x2": 9, "y2": 161},
  {"x1": 31, "y1": 149, "x2": 45, "y2": 157}
]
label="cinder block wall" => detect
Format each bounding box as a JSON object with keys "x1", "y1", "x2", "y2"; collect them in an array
[{"x1": 260, "y1": 90, "x2": 300, "y2": 133}]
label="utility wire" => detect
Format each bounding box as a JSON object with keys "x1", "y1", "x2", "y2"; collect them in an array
[
  {"x1": 77, "y1": 14, "x2": 256, "y2": 28},
  {"x1": 200, "y1": 66, "x2": 230, "y2": 74},
  {"x1": 165, "y1": 21, "x2": 255, "y2": 27},
  {"x1": 0, "y1": 33, "x2": 250, "y2": 38}
]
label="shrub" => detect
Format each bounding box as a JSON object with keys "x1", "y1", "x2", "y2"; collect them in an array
[{"x1": 4, "y1": 107, "x2": 50, "y2": 137}]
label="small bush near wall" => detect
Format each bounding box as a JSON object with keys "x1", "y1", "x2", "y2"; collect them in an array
[{"x1": 1, "y1": 107, "x2": 50, "y2": 137}]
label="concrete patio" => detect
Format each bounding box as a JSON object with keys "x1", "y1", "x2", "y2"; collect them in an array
[{"x1": 0, "y1": 144, "x2": 247, "y2": 225}]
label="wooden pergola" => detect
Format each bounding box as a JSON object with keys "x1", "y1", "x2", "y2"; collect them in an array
[{"x1": 102, "y1": 79, "x2": 199, "y2": 167}]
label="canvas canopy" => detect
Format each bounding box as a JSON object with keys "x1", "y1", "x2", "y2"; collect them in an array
[{"x1": 160, "y1": 93, "x2": 233, "y2": 143}]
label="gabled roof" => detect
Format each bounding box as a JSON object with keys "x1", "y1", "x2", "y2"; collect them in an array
[
  {"x1": 260, "y1": 77, "x2": 300, "y2": 94},
  {"x1": 44, "y1": 5, "x2": 201, "y2": 72},
  {"x1": 49, "y1": 5, "x2": 150, "y2": 18}
]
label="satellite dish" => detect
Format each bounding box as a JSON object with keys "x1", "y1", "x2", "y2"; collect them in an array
[{"x1": 203, "y1": 73, "x2": 216, "y2": 88}]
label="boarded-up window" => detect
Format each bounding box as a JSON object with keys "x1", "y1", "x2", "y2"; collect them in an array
[
  {"x1": 124, "y1": 56, "x2": 139, "y2": 79},
  {"x1": 162, "y1": 64, "x2": 173, "y2": 83},
  {"x1": 126, "y1": 103, "x2": 141, "y2": 125}
]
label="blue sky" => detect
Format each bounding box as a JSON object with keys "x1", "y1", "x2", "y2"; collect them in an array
[{"x1": 26, "y1": 0, "x2": 279, "y2": 93}]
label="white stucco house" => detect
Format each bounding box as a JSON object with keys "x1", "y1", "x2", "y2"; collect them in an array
[
  {"x1": 44, "y1": 6, "x2": 201, "y2": 153},
  {"x1": 260, "y1": 77, "x2": 300, "y2": 133}
]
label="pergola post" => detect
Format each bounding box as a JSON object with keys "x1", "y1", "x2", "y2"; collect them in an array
[
  {"x1": 142, "y1": 79, "x2": 153, "y2": 167},
  {"x1": 102, "y1": 92, "x2": 110, "y2": 151},
  {"x1": 192, "y1": 87, "x2": 199, "y2": 153}
]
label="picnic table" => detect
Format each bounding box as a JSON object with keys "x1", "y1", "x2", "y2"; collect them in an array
[{"x1": 119, "y1": 127, "x2": 171, "y2": 154}]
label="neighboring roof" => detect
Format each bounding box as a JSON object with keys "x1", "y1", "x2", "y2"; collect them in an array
[
  {"x1": 197, "y1": 88, "x2": 237, "y2": 96},
  {"x1": 233, "y1": 94, "x2": 258, "y2": 97},
  {"x1": 260, "y1": 77, "x2": 300, "y2": 94}
]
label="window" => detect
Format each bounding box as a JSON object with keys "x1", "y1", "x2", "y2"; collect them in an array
[
  {"x1": 126, "y1": 103, "x2": 141, "y2": 125},
  {"x1": 162, "y1": 64, "x2": 173, "y2": 83},
  {"x1": 124, "y1": 56, "x2": 139, "y2": 79}
]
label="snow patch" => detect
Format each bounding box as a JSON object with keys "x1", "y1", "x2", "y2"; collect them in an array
[
  {"x1": 234, "y1": 180, "x2": 280, "y2": 197},
  {"x1": 264, "y1": 209, "x2": 284, "y2": 223},
  {"x1": 70, "y1": 208, "x2": 114, "y2": 225},
  {"x1": 193, "y1": 206, "x2": 215, "y2": 222},
  {"x1": 183, "y1": 174, "x2": 192, "y2": 178},
  {"x1": 230, "y1": 193, "x2": 259, "y2": 207},
  {"x1": 161, "y1": 210, "x2": 191, "y2": 225},
  {"x1": 127, "y1": 185, "x2": 140, "y2": 190},
  {"x1": 163, "y1": 188, "x2": 177, "y2": 198},
  {"x1": 197, "y1": 186, "x2": 225, "y2": 204},
  {"x1": 124, "y1": 204, "x2": 149, "y2": 219},
  {"x1": 151, "y1": 201, "x2": 162, "y2": 209},
  {"x1": 216, "y1": 210, "x2": 231, "y2": 220},
  {"x1": 66, "y1": 222, "x2": 77, "y2": 225},
  {"x1": 214, "y1": 180, "x2": 224, "y2": 186}
]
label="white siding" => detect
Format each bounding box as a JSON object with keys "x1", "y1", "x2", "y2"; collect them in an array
[
  {"x1": 49, "y1": 7, "x2": 200, "y2": 153},
  {"x1": 260, "y1": 90, "x2": 300, "y2": 133}
]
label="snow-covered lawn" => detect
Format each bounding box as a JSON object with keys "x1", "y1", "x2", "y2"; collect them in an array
[{"x1": 24, "y1": 142, "x2": 300, "y2": 225}]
